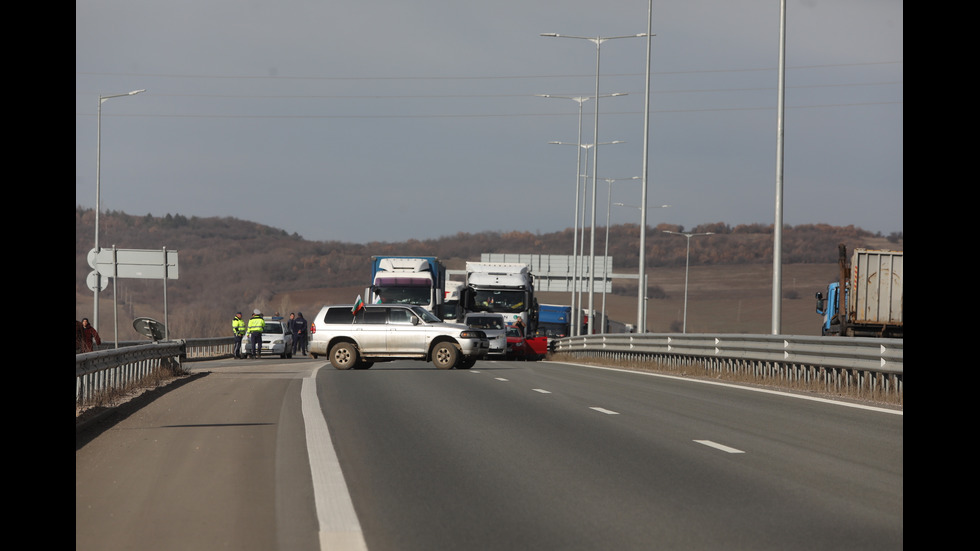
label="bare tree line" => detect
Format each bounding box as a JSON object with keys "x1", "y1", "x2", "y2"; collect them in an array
[{"x1": 76, "y1": 207, "x2": 901, "y2": 339}]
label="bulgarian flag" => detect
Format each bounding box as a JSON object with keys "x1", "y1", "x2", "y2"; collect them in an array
[{"x1": 351, "y1": 294, "x2": 364, "y2": 315}]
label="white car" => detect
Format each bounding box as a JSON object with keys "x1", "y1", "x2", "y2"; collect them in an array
[
  {"x1": 247, "y1": 319, "x2": 293, "y2": 359},
  {"x1": 463, "y1": 313, "x2": 507, "y2": 359}
]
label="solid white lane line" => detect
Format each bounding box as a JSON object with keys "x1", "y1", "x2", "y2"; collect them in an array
[
  {"x1": 556, "y1": 361, "x2": 902, "y2": 416},
  {"x1": 694, "y1": 440, "x2": 745, "y2": 454},
  {"x1": 590, "y1": 407, "x2": 620, "y2": 415},
  {"x1": 302, "y1": 368, "x2": 367, "y2": 551}
]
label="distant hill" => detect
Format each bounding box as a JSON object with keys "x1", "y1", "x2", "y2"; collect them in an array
[{"x1": 75, "y1": 207, "x2": 902, "y2": 339}]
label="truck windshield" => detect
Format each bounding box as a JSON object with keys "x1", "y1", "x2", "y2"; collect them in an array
[
  {"x1": 374, "y1": 286, "x2": 431, "y2": 306},
  {"x1": 537, "y1": 322, "x2": 567, "y2": 338},
  {"x1": 466, "y1": 316, "x2": 505, "y2": 330},
  {"x1": 441, "y1": 302, "x2": 459, "y2": 320},
  {"x1": 472, "y1": 290, "x2": 525, "y2": 313}
]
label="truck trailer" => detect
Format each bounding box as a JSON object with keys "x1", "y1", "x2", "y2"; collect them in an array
[{"x1": 815, "y1": 245, "x2": 903, "y2": 338}]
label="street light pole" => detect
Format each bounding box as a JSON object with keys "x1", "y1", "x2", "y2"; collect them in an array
[
  {"x1": 541, "y1": 31, "x2": 645, "y2": 334},
  {"x1": 94, "y1": 89, "x2": 145, "y2": 331},
  {"x1": 662, "y1": 230, "x2": 714, "y2": 333},
  {"x1": 539, "y1": 93, "x2": 624, "y2": 336},
  {"x1": 551, "y1": 140, "x2": 624, "y2": 335},
  {"x1": 640, "y1": 0, "x2": 656, "y2": 334},
  {"x1": 615, "y1": 202, "x2": 670, "y2": 332},
  {"x1": 600, "y1": 177, "x2": 640, "y2": 330},
  {"x1": 772, "y1": 0, "x2": 787, "y2": 335}
]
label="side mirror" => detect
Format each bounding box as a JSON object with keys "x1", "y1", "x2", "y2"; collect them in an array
[{"x1": 412, "y1": 316, "x2": 420, "y2": 326}]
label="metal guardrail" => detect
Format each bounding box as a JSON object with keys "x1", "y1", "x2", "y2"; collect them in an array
[
  {"x1": 553, "y1": 333, "x2": 903, "y2": 399},
  {"x1": 76, "y1": 338, "x2": 236, "y2": 406},
  {"x1": 78, "y1": 333, "x2": 902, "y2": 405}
]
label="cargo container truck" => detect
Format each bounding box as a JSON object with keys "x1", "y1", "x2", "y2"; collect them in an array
[
  {"x1": 815, "y1": 245, "x2": 903, "y2": 338},
  {"x1": 460, "y1": 261, "x2": 539, "y2": 334},
  {"x1": 441, "y1": 279, "x2": 466, "y2": 322},
  {"x1": 537, "y1": 304, "x2": 572, "y2": 339},
  {"x1": 368, "y1": 256, "x2": 447, "y2": 317},
  {"x1": 579, "y1": 308, "x2": 607, "y2": 334}
]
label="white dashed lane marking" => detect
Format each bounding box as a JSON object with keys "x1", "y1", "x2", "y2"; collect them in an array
[{"x1": 694, "y1": 440, "x2": 745, "y2": 454}]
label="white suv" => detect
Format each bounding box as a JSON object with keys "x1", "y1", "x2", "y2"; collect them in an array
[{"x1": 309, "y1": 304, "x2": 490, "y2": 370}]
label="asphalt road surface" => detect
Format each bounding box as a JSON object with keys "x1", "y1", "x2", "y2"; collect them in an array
[{"x1": 76, "y1": 356, "x2": 903, "y2": 551}]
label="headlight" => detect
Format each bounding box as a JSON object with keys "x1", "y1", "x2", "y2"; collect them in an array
[
  {"x1": 460, "y1": 330, "x2": 487, "y2": 339},
  {"x1": 273, "y1": 339, "x2": 284, "y2": 344}
]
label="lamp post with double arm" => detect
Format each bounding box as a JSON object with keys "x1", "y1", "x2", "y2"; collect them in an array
[
  {"x1": 541, "y1": 31, "x2": 646, "y2": 334},
  {"x1": 539, "y1": 93, "x2": 624, "y2": 335},
  {"x1": 94, "y1": 88, "x2": 146, "y2": 331}
]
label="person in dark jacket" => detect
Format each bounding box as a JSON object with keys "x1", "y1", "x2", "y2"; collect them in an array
[
  {"x1": 79, "y1": 318, "x2": 102, "y2": 352},
  {"x1": 291, "y1": 312, "x2": 308, "y2": 356}
]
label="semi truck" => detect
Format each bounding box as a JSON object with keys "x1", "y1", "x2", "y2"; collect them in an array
[
  {"x1": 579, "y1": 308, "x2": 608, "y2": 335},
  {"x1": 441, "y1": 279, "x2": 466, "y2": 322},
  {"x1": 537, "y1": 304, "x2": 571, "y2": 339},
  {"x1": 368, "y1": 256, "x2": 447, "y2": 318},
  {"x1": 460, "y1": 261, "x2": 539, "y2": 334},
  {"x1": 815, "y1": 245, "x2": 903, "y2": 338}
]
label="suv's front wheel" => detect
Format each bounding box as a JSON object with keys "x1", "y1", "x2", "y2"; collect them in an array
[
  {"x1": 329, "y1": 341, "x2": 359, "y2": 370},
  {"x1": 431, "y1": 342, "x2": 459, "y2": 369}
]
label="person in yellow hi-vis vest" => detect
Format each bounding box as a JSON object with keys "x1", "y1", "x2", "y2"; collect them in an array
[
  {"x1": 247, "y1": 309, "x2": 266, "y2": 359},
  {"x1": 232, "y1": 311, "x2": 247, "y2": 359}
]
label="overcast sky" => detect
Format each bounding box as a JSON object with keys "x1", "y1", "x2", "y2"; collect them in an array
[{"x1": 76, "y1": 1, "x2": 902, "y2": 245}]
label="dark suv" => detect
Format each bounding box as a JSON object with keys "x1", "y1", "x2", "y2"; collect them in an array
[{"x1": 309, "y1": 304, "x2": 490, "y2": 370}]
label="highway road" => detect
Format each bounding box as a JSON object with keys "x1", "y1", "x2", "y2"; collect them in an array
[{"x1": 76, "y1": 356, "x2": 903, "y2": 551}]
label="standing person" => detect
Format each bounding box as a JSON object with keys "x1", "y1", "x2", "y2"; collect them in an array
[
  {"x1": 247, "y1": 309, "x2": 266, "y2": 359},
  {"x1": 285, "y1": 313, "x2": 296, "y2": 357},
  {"x1": 514, "y1": 317, "x2": 526, "y2": 338},
  {"x1": 79, "y1": 318, "x2": 102, "y2": 352},
  {"x1": 291, "y1": 312, "x2": 308, "y2": 356},
  {"x1": 232, "y1": 311, "x2": 247, "y2": 359}
]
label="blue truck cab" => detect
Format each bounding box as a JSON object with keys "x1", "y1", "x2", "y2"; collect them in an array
[{"x1": 815, "y1": 282, "x2": 842, "y2": 336}]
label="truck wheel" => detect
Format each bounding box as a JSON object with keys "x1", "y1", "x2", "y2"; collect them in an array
[
  {"x1": 329, "y1": 342, "x2": 359, "y2": 370},
  {"x1": 432, "y1": 342, "x2": 459, "y2": 369}
]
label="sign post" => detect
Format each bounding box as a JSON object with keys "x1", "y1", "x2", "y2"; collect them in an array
[{"x1": 87, "y1": 247, "x2": 179, "y2": 346}]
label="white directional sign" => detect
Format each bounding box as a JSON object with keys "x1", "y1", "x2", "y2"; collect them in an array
[{"x1": 87, "y1": 248, "x2": 179, "y2": 280}]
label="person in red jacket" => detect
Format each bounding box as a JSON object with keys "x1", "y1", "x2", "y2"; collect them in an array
[{"x1": 80, "y1": 318, "x2": 102, "y2": 352}]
